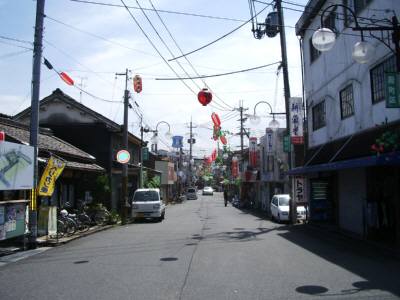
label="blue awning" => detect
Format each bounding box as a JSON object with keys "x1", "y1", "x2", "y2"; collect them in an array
[{"x1": 287, "y1": 151, "x2": 400, "y2": 175}]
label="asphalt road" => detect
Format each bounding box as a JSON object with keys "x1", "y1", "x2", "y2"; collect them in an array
[{"x1": 1, "y1": 193, "x2": 400, "y2": 300}]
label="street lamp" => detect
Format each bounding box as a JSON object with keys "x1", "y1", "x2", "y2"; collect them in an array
[
  {"x1": 312, "y1": 4, "x2": 400, "y2": 69},
  {"x1": 250, "y1": 101, "x2": 285, "y2": 131},
  {"x1": 145, "y1": 121, "x2": 172, "y2": 153}
]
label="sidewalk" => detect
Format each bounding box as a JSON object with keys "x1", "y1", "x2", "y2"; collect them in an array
[{"x1": 37, "y1": 224, "x2": 115, "y2": 246}]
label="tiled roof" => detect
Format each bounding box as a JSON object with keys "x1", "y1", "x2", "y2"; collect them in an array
[{"x1": 0, "y1": 118, "x2": 95, "y2": 161}]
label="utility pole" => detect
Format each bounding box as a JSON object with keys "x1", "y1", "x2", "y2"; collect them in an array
[
  {"x1": 116, "y1": 69, "x2": 130, "y2": 224},
  {"x1": 276, "y1": 0, "x2": 294, "y2": 223},
  {"x1": 139, "y1": 114, "x2": 144, "y2": 189},
  {"x1": 28, "y1": 0, "x2": 45, "y2": 249},
  {"x1": 188, "y1": 117, "x2": 197, "y2": 187}
]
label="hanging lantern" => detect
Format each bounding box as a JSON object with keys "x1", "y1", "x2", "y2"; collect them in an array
[
  {"x1": 220, "y1": 135, "x2": 227, "y2": 145},
  {"x1": 133, "y1": 75, "x2": 142, "y2": 93},
  {"x1": 197, "y1": 88, "x2": 212, "y2": 106},
  {"x1": 59, "y1": 72, "x2": 74, "y2": 86},
  {"x1": 211, "y1": 112, "x2": 221, "y2": 127}
]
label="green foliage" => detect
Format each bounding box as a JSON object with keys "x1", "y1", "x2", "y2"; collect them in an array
[
  {"x1": 372, "y1": 129, "x2": 400, "y2": 154},
  {"x1": 145, "y1": 175, "x2": 161, "y2": 188}
]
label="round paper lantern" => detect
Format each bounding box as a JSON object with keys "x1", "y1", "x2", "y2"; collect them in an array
[{"x1": 197, "y1": 88, "x2": 212, "y2": 106}]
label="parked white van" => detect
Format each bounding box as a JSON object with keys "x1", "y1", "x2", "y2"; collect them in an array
[
  {"x1": 132, "y1": 188, "x2": 165, "y2": 222},
  {"x1": 270, "y1": 194, "x2": 290, "y2": 223}
]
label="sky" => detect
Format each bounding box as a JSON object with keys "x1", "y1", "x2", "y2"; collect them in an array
[{"x1": 0, "y1": 0, "x2": 309, "y2": 157}]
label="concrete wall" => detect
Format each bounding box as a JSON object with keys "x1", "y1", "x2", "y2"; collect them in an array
[
  {"x1": 301, "y1": 0, "x2": 400, "y2": 148},
  {"x1": 338, "y1": 168, "x2": 366, "y2": 236}
]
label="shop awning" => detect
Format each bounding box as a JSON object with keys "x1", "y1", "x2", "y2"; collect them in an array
[{"x1": 287, "y1": 151, "x2": 400, "y2": 175}]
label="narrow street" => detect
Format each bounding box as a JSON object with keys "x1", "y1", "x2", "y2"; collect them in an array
[{"x1": 1, "y1": 193, "x2": 400, "y2": 300}]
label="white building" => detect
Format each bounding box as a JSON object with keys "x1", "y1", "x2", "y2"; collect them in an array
[{"x1": 292, "y1": 0, "x2": 400, "y2": 248}]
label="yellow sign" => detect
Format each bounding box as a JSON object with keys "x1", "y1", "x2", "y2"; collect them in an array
[{"x1": 38, "y1": 156, "x2": 66, "y2": 196}]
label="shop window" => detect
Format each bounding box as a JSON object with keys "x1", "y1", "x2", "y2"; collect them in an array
[
  {"x1": 340, "y1": 84, "x2": 354, "y2": 119},
  {"x1": 312, "y1": 100, "x2": 326, "y2": 131},
  {"x1": 370, "y1": 55, "x2": 396, "y2": 104}
]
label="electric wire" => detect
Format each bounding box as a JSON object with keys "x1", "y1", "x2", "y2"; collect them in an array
[
  {"x1": 119, "y1": 0, "x2": 231, "y2": 112},
  {"x1": 155, "y1": 61, "x2": 281, "y2": 80},
  {"x1": 0, "y1": 49, "x2": 31, "y2": 60},
  {"x1": 45, "y1": 15, "x2": 158, "y2": 58},
  {"x1": 0, "y1": 35, "x2": 32, "y2": 45},
  {"x1": 69, "y1": 0, "x2": 246, "y2": 22},
  {"x1": 168, "y1": 1, "x2": 274, "y2": 61},
  {"x1": 147, "y1": 0, "x2": 234, "y2": 110},
  {"x1": 0, "y1": 40, "x2": 33, "y2": 51}
]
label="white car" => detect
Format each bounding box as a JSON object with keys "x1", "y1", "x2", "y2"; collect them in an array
[
  {"x1": 270, "y1": 194, "x2": 291, "y2": 223},
  {"x1": 202, "y1": 186, "x2": 214, "y2": 196},
  {"x1": 131, "y1": 188, "x2": 165, "y2": 222}
]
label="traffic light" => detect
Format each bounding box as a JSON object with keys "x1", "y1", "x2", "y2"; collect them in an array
[{"x1": 133, "y1": 75, "x2": 142, "y2": 93}]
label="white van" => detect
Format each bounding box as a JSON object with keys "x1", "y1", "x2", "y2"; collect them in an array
[
  {"x1": 131, "y1": 188, "x2": 165, "y2": 222},
  {"x1": 270, "y1": 194, "x2": 290, "y2": 223}
]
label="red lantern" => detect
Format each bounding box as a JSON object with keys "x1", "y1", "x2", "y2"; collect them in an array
[
  {"x1": 220, "y1": 135, "x2": 227, "y2": 145},
  {"x1": 59, "y1": 72, "x2": 74, "y2": 86},
  {"x1": 213, "y1": 125, "x2": 220, "y2": 141},
  {"x1": 133, "y1": 75, "x2": 142, "y2": 93},
  {"x1": 0, "y1": 131, "x2": 5, "y2": 141},
  {"x1": 197, "y1": 88, "x2": 212, "y2": 106},
  {"x1": 211, "y1": 112, "x2": 221, "y2": 127}
]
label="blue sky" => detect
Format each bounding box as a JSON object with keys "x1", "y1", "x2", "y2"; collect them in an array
[{"x1": 0, "y1": 0, "x2": 308, "y2": 156}]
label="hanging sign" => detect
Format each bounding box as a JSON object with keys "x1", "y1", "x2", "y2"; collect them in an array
[
  {"x1": 231, "y1": 156, "x2": 239, "y2": 178},
  {"x1": 289, "y1": 97, "x2": 304, "y2": 145},
  {"x1": 116, "y1": 150, "x2": 130, "y2": 164},
  {"x1": 38, "y1": 156, "x2": 66, "y2": 196},
  {"x1": 385, "y1": 72, "x2": 400, "y2": 108},
  {"x1": 266, "y1": 129, "x2": 274, "y2": 154},
  {"x1": 283, "y1": 135, "x2": 291, "y2": 153},
  {"x1": 142, "y1": 147, "x2": 149, "y2": 161},
  {"x1": 172, "y1": 136, "x2": 183, "y2": 148}
]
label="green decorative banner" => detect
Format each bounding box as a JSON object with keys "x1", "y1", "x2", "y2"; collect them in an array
[{"x1": 283, "y1": 135, "x2": 291, "y2": 153}]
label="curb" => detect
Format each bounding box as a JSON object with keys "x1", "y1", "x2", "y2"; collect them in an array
[{"x1": 37, "y1": 224, "x2": 115, "y2": 246}]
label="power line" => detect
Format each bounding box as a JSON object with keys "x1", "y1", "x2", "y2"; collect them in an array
[
  {"x1": 45, "y1": 15, "x2": 158, "y2": 58},
  {"x1": 155, "y1": 61, "x2": 281, "y2": 80},
  {"x1": 168, "y1": 1, "x2": 274, "y2": 61},
  {"x1": 69, "y1": 0, "x2": 247, "y2": 22},
  {"x1": 0, "y1": 35, "x2": 32, "y2": 45},
  {"x1": 0, "y1": 40, "x2": 33, "y2": 51},
  {"x1": 147, "y1": 0, "x2": 233, "y2": 110}
]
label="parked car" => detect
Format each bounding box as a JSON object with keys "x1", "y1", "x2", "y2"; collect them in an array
[
  {"x1": 131, "y1": 188, "x2": 165, "y2": 222},
  {"x1": 270, "y1": 194, "x2": 290, "y2": 223},
  {"x1": 202, "y1": 186, "x2": 214, "y2": 196},
  {"x1": 186, "y1": 187, "x2": 198, "y2": 200},
  {"x1": 296, "y1": 205, "x2": 307, "y2": 222}
]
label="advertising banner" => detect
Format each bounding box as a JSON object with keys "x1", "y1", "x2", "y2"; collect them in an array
[
  {"x1": 266, "y1": 129, "x2": 274, "y2": 154},
  {"x1": 0, "y1": 141, "x2": 34, "y2": 190},
  {"x1": 289, "y1": 97, "x2": 304, "y2": 145},
  {"x1": 231, "y1": 156, "x2": 239, "y2": 178},
  {"x1": 38, "y1": 156, "x2": 66, "y2": 196}
]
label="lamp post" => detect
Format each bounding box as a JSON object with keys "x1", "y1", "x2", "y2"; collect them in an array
[
  {"x1": 312, "y1": 4, "x2": 400, "y2": 71},
  {"x1": 250, "y1": 101, "x2": 286, "y2": 131},
  {"x1": 148, "y1": 121, "x2": 172, "y2": 154}
]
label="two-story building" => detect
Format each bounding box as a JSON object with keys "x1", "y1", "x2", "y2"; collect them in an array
[{"x1": 292, "y1": 0, "x2": 400, "y2": 248}]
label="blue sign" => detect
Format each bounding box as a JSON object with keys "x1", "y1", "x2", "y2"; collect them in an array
[{"x1": 172, "y1": 136, "x2": 183, "y2": 148}]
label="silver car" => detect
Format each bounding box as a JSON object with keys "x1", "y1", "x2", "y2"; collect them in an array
[
  {"x1": 202, "y1": 186, "x2": 214, "y2": 196},
  {"x1": 186, "y1": 187, "x2": 198, "y2": 200}
]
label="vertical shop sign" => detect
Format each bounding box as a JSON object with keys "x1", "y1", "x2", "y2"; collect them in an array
[
  {"x1": 38, "y1": 156, "x2": 66, "y2": 196},
  {"x1": 293, "y1": 176, "x2": 305, "y2": 203},
  {"x1": 386, "y1": 72, "x2": 400, "y2": 108},
  {"x1": 289, "y1": 97, "x2": 304, "y2": 144}
]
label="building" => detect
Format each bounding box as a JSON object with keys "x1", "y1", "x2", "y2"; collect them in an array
[
  {"x1": 13, "y1": 89, "x2": 159, "y2": 211},
  {"x1": 293, "y1": 0, "x2": 400, "y2": 248},
  {"x1": 259, "y1": 128, "x2": 290, "y2": 214}
]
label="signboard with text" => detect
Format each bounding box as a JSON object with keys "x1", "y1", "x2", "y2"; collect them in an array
[
  {"x1": 289, "y1": 97, "x2": 304, "y2": 145},
  {"x1": 385, "y1": 72, "x2": 400, "y2": 108},
  {"x1": 293, "y1": 176, "x2": 306, "y2": 204}
]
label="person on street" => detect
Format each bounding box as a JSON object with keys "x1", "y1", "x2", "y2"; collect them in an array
[{"x1": 223, "y1": 188, "x2": 228, "y2": 207}]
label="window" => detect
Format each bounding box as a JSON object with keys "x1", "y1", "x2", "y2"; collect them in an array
[
  {"x1": 344, "y1": 0, "x2": 372, "y2": 26},
  {"x1": 309, "y1": 37, "x2": 320, "y2": 63},
  {"x1": 370, "y1": 55, "x2": 396, "y2": 104},
  {"x1": 340, "y1": 84, "x2": 354, "y2": 119},
  {"x1": 312, "y1": 101, "x2": 326, "y2": 131}
]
